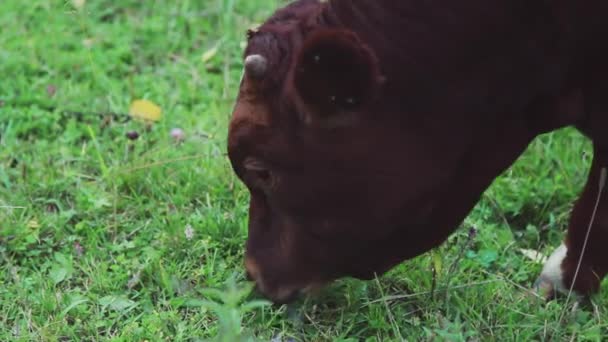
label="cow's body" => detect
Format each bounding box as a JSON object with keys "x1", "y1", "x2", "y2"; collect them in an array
[{"x1": 227, "y1": 0, "x2": 608, "y2": 303}]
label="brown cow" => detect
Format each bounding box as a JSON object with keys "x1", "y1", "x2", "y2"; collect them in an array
[{"x1": 227, "y1": 0, "x2": 608, "y2": 304}]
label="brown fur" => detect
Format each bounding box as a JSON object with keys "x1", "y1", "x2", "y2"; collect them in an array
[{"x1": 227, "y1": 0, "x2": 608, "y2": 303}]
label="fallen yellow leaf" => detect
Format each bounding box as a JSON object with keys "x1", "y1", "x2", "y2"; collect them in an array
[
  {"x1": 201, "y1": 46, "x2": 218, "y2": 63},
  {"x1": 519, "y1": 249, "x2": 547, "y2": 264},
  {"x1": 27, "y1": 220, "x2": 41, "y2": 229},
  {"x1": 72, "y1": 0, "x2": 86, "y2": 10},
  {"x1": 129, "y1": 99, "x2": 162, "y2": 122}
]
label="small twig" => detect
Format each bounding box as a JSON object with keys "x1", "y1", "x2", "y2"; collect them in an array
[
  {"x1": 5, "y1": 99, "x2": 132, "y2": 123},
  {"x1": 365, "y1": 279, "x2": 498, "y2": 305},
  {"x1": 126, "y1": 220, "x2": 151, "y2": 239},
  {"x1": 443, "y1": 227, "x2": 477, "y2": 307},
  {"x1": 114, "y1": 154, "x2": 206, "y2": 174},
  {"x1": 373, "y1": 274, "x2": 404, "y2": 340},
  {"x1": 479, "y1": 269, "x2": 545, "y2": 301},
  {"x1": 430, "y1": 260, "x2": 437, "y2": 300},
  {"x1": 447, "y1": 227, "x2": 477, "y2": 276},
  {"x1": 0, "y1": 206, "x2": 27, "y2": 209}
]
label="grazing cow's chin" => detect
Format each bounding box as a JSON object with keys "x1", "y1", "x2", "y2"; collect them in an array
[
  {"x1": 245, "y1": 256, "x2": 328, "y2": 304},
  {"x1": 246, "y1": 263, "x2": 370, "y2": 305},
  {"x1": 247, "y1": 256, "x2": 406, "y2": 304},
  {"x1": 244, "y1": 221, "x2": 434, "y2": 304}
]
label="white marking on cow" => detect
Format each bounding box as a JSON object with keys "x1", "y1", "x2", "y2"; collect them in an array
[{"x1": 537, "y1": 243, "x2": 567, "y2": 295}]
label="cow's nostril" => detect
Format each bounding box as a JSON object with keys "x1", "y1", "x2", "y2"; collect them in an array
[{"x1": 246, "y1": 270, "x2": 254, "y2": 281}]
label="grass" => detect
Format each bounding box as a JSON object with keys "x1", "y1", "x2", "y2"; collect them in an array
[{"x1": 0, "y1": 0, "x2": 606, "y2": 341}]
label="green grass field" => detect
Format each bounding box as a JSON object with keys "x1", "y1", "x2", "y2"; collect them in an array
[{"x1": 1, "y1": 1, "x2": 606, "y2": 341}]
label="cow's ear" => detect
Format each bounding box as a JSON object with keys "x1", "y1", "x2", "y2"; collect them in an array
[{"x1": 293, "y1": 29, "x2": 383, "y2": 117}]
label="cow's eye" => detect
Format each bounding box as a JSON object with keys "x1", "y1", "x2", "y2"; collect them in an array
[{"x1": 243, "y1": 158, "x2": 274, "y2": 187}]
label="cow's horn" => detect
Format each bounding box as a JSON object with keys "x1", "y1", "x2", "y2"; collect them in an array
[{"x1": 244, "y1": 54, "x2": 268, "y2": 79}]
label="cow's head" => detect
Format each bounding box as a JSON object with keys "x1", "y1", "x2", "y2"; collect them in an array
[{"x1": 227, "y1": 1, "x2": 542, "y2": 303}]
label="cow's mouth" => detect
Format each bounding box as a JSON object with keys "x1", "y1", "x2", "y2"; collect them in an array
[{"x1": 253, "y1": 282, "x2": 327, "y2": 305}]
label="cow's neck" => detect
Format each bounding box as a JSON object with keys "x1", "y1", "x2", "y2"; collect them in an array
[{"x1": 315, "y1": 0, "x2": 585, "y2": 134}]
